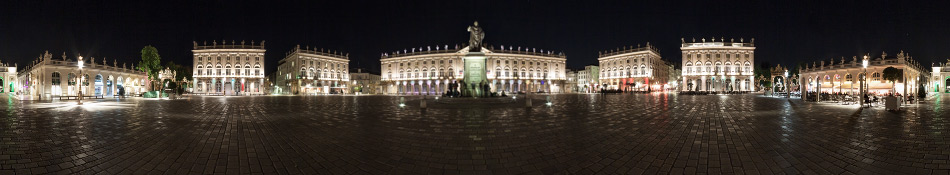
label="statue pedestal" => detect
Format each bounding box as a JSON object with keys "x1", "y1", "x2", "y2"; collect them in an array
[{"x1": 462, "y1": 52, "x2": 487, "y2": 97}]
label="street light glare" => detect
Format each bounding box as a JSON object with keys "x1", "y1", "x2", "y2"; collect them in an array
[
  {"x1": 77, "y1": 56, "x2": 85, "y2": 105},
  {"x1": 862, "y1": 59, "x2": 869, "y2": 68}
]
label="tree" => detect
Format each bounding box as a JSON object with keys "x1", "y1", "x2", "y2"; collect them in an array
[
  {"x1": 759, "y1": 79, "x2": 772, "y2": 90},
  {"x1": 164, "y1": 61, "x2": 192, "y2": 94},
  {"x1": 755, "y1": 62, "x2": 772, "y2": 78},
  {"x1": 137, "y1": 46, "x2": 162, "y2": 91},
  {"x1": 165, "y1": 61, "x2": 190, "y2": 82},
  {"x1": 788, "y1": 62, "x2": 804, "y2": 77},
  {"x1": 881, "y1": 67, "x2": 903, "y2": 95},
  {"x1": 754, "y1": 62, "x2": 773, "y2": 91}
]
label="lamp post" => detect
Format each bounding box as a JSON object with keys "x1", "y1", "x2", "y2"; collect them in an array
[
  {"x1": 784, "y1": 70, "x2": 789, "y2": 98},
  {"x1": 77, "y1": 56, "x2": 84, "y2": 105},
  {"x1": 159, "y1": 74, "x2": 163, "y2": 98},
  {"x1": 861, "y1": 55, "x2": 869, "y2": 107}
]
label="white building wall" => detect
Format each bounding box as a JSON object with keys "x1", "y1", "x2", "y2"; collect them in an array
[
  {"x1": 679, "y1": 39, "x2": 756, "y2": 92},
  {"x1": 191, "y1": 41, "x2": 266, "y2": 95},
  {"x1": 17, "y1": 52, "x2": 147, "y2": 99},
  {"x1": 380, "y1": 46, "x2": 567, "y2": 95},
  {"x1": 275, "y1": 46, "x2": 350, "y2": 95}
]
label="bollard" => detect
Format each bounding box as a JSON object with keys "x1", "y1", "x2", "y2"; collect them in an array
[{"x1": 420, "y1": 96, "x2": 427, "y2": 108}]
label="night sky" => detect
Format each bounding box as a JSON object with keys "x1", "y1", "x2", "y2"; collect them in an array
[{"x1": 2, "y1": 0, "x2": 949, "y2": 75}]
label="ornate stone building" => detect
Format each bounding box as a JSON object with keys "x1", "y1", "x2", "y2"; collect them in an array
[
  {"x1": 191, "y1": 40, "x2": 266, "y2": 95},
  {"x1": 932, "y1": 60, "x2": 950, "y2": 93},
  {"x1": 349, "y1": 68, "x2": 380, "y2": 95},
  {"x1": 564, "y1": 69, "x2": 578, "y2": 93},
  {"x1": 680, "y1": 38, "x2": 756, "y2": 92},
  {"x1": 668, "y1": 64, "x2": 682, "y2": 91},
  {"x1": 800, "y1": 51, "x2": 926, "y2": 96},
  {"x1": 18, "y1": 51, "x2": 147, "y2": 99},
  {"x1": 380, "y1": 45, "x2": 567, "y2": 95},
  {"x1": 275, "y1": 45, "x2": 350, "y2": 95},
  {"x1": 264, "y1": 72, "x2": 278, "y2": 94},
  {"x1": 0, "y1": 61, "x2": 18, "y2": 95},
  {"x1": 598, "y1": 43, "x2": 672, "y2": 91},
  {"x1": 576, "y1": 65, "x2": 600, "y2": 93}
]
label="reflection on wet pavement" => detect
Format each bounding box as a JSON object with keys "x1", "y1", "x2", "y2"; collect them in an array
[{"x1": 0, "y1": 94, "x2": 948, "y2": 174}]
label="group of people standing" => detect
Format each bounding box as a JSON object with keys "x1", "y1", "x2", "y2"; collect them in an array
[{"x1": 444, "y1": 80, "x2": 492, "y2": 97}]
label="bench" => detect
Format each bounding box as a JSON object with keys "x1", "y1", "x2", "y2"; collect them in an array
[
  {"x1": 57, "y1": 95, "x2": 104, "y2": 100},
  {"x1": 58, "y1": 96, "x2": 79, "y2": 100}
]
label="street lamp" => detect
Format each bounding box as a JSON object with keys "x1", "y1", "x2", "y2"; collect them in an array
[
  {"x1": 861, "y1": 55, "x2": 869, "y2": 107},
  {"x1": 77, "y1": 56, "x2": 84, "y2": 105},
  {"x1": 784, "y1": 70, "x2": 789, "y2": 98}
]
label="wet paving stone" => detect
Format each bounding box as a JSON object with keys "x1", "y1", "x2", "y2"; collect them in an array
[{"x1": 0, "y1": 94, "x2": 949, "y2": 174}]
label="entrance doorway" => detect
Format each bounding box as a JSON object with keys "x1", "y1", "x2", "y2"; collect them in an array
[
  {"x1": 224, "y1": 82, "x2": 233, "y2": 95},
  {"x1": 945, "y1": 78, "x2": 950, "y2": 93},
  {"x1": 95, "y1": 75, "x2": 103, "y2": 96},
  {"x1": 106, "y1": 80, "x2": 113, "y2": 96}
]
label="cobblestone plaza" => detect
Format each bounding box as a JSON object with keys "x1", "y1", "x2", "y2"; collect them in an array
[{"x1": 1, "y1": 94, "x2": 949, "y2": 174}]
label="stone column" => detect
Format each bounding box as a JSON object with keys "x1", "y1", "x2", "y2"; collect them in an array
[
  {"x1": 816, "y1": 77, "x2": 821, "y2": 102},
  {"x1": 211, "y1": 78, "x2": 216, "y2": 93},
  {"x1": 749, "y1": 76, "x2": 755, "y2": 92},
  {"x1": 111, "y1": 78, "x2": 116, "y2": 97},
  {"x1": 194, "y1": 79, "x2": 198, "y2": 93},
  {"x1": 839, "y1": 74, "x2": 843, "y2": 94},
  {"x1": 903, "y1": 75, "x2": 907, "y2": 104},
  {"x1": 683, "y1": 77, "x2": 689, "y2": 91},
  {"x1": 798, "y1": 77, "x2": 812, "y2": 101},
  {"x1": 700, "y1": 77, "x2": 706, "y2": 91}
]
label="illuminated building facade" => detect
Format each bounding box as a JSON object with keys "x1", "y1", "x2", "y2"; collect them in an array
[
  {"x1": 801, "y1": 51, "x2": 926, "y2": 96},
  {"x1": 680, "y1": 38, "x2": 756, "y2": 92},
  {"x1": 380, "y1": 45, "x2": 567, "y2": 95},
  {"x1": 0, "y1": 61, "x2": 16, "y2": 95},
  {"x1": 18, "y1": 51, "x2": 147, "y2": 99},
  {"x1": 598, "y1": 44, "x2": 672, "y2": 91},
  {"x1": 191, "y1": 40, "x2": 266, "y2": 95},
  {"x1": 932, "y1": 61, "x2": 950, "y2": 93},
  {"x1": 564, "y1": 69, "x2": 578, "y2": 93},
  {"x1": 349, "y1": 69, "x2": 380, "y2": 95},
  {"x1": 576, "y1": 65, "x2": 600, "y2": 93},
  {"x1": 275, "y1": 45, "x2": 350, "y2": 95}
]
